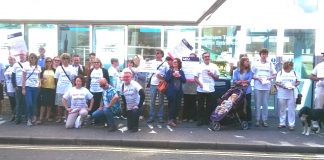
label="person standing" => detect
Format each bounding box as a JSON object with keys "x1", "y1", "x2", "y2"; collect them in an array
[
  {"x1": 182, "y1": 53, "x2": 198, "y2": 122},
  {"x1": 233, "y1": 56, "x2": 253, "y2": 127},
  {"x1": 121, "y1": 69, "x2": 145, "y2": 132},
  {"x1": 91, "y1": 78, "x2": 121, "y2": 132},
  {"x1": 54, "y1": 53, "x2": 77, "y2": 123},
  {"x1": 87, "y1": 58, "x2": 109, "y2": 115},
  {"x1": 22, "y1": 53, "x2": 42, "y2": 126},
  {"x1": 165, "y1": 58, "x2": 186, "y2": 126},
  {"x1": 37, "y1": 57, "x2": 56, "y2": 124},
  {"x1": 4, "y1": 56, "x2": 17, "y2": 122},
  {"x1": 194, "y1": 52, "x2": 220, "y2": 126},
  {"x1": 309, "y1": 52, "x2": 324, "y2": 127},
  {"x1": 12, "y1": 53, "x2": 27, "y2": 124},
  {"x1": 276, "y1": 61, "x2": 300, "y2": 130},
  {"x1": 251, "y1": 48, "x2": 277, "y2": 127},
  {"x1": 72, "y1": 54, "x2": 85, "y2": 76},
  {"x1": 147, "y1": 49, "x2": 168, "y2": 123},
  {"x1": 37, "y1": 47, "x2": 46, "y2": 68},
  {"x1": 0, "y1": 62, "x2": 4, "y2": 118},
  {"x1": 63, "y1": 76, "x2": 94, "y2": 129}
]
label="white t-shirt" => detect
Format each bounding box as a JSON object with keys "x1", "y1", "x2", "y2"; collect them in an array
[
  {"x1": 150, "y1": 60, "x2": 168, "y2": 85},
  {"x1": 108, "y1": 66, "x2": 121, "y2": 90},
  {"x1": 122, "y1": 80, "x2": 142, "y2": 110},
  {"x1": 63, "y1": 87, "x2": 93, "y2": 109},
  {"x1": 89, "y1": 68, "x2": 104, "y2": 92},
  {"x1": 311, "y1": 61, "x2": 324, "y2": 88},
  {"x1": 276, "y1": 70, "x2": 299, "y2": 99},
  {"x1": 12, "y1": 61, "x2": 26, "y2": 87},
  {"x1": 4, "y1": 66, "x2": 15, "y2": 93},
  {"x1": 54, "y1": 65, "x2": 77, "y2": 94},
  {"x1": 23, "y1": 62, "x2": 42, "y2": 88},
  {"x1": 251, "y1": 61, "x2": 277, "y2": 90},
  {"x1": 195, "y1": 62, "x2": 220, "y2": 93}
]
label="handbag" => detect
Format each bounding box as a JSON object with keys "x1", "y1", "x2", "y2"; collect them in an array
[
  {"x1": 270, "y1": 84, "x2": 277, "y2": 95},
  {"x1": 157, "y1": 80, "x2": 168, "y2": 94},
  {"x1": 296, "y1": 88, "x2": 302, "y2": 104},
  {"x1": 146, "y1": 60, "x2": 166, "y2": 88}
]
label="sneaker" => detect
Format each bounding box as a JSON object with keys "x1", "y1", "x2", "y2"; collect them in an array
[
  {"x1": 255, "y1": 121, "x2": 260, "y2": 127},
  {"x1": 27, "y1": 120, "x2": 33, "y2": 126},
  {"x1": 182, "y1": 119, "x2": 188, "y2": 122},
  {"x1": 289, "y1": 126, "x2": 295, "y2": 131},
  {"x1": 146, "y1": 119, "x2": 154, "y2": 123},
  {"x1": 263, "y1": 121, "x2": 268, "y2": 127},
  {"x1": 120, "y1": 115, "x2": 127, "y2": 120},
  {"x1": 277, "y1": 125, "x2": 286, "y2": 129},
  {"x1": 158, "y1": 119, "x2": 164, "y2": 123},
  {"x1": 139, "y1": 116, "x2": 144, "y2": 120},
  {"x1": 167, "y1": 120, "x2": 176, "y2": 127},
  {"x1": 36, "y1": 120, "x2": 43, "y2": 125},
  {"x1": 56, "y1": 118, "x2": 62, "y2": 123}
]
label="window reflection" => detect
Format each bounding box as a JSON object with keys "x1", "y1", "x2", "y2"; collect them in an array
[
  {"x1": 58, "y1": 25, "x2": 90, "y2": 65},
  {"x1": 128, "y1": 26, "x2": 161, "y2": 60},
  {"x1": 202, "y1": 26, "x2": 239, "y2": 61},
  {"x1": 93, "y1": 25, "x2": 126, "y2": 68},
  {"x1": 246, "y1": 28, "x2": 277, "y2": 57},
  {"x1": 0, "y1": 23, "x2": 23, "y2": 65},
  {"x1": 26, "y1": 24, "x2": 57, "y2": 58}
]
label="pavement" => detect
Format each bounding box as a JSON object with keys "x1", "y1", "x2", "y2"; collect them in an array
[{"x1": 0, "y1": 115, "x2": 324, "y2": 154}]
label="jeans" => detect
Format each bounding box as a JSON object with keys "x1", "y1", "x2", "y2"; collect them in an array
[
  {"x1": 15, "y1": 87, "x2": 25, "y2": 121},
  {"x1": 167, "y1": 93, "x2": 182, "y2": 121},
  {"x1": 149, "y1": 85, "x2": 164, "y2": 121},
  {"x1": 25, "y1": 87, "x2": 40, "y2": 121},
  {"x1": 92, "y1": 107, "x2": 115, "y2": 126},
  {"x1": 254, "y1": 89, "x2": 270, "y2": 122}
]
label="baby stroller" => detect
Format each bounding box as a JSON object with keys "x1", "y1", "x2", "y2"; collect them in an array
[{"x1": 210, "y1": 86, "x2": 248, "y2": 131}]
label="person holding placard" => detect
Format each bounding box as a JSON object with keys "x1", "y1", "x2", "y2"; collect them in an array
[{"x1": 194, "y1": 52, "x2": 220, "y2": 126}]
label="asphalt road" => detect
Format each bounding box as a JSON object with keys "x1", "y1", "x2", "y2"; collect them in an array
[{"x1": 0, "y1": 144, "x2": 323, "y2": 160}]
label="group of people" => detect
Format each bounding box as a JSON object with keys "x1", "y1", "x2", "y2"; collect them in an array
[{"x1": 0, "y1": 47, "x2": 323, "y2": 133}]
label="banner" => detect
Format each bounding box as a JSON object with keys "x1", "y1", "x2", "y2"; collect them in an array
[
  {"x1": 7, "y1": 32, "x2": 28, "y2": 56},
  {"x1": 182, "y1": 56, "x2": 200, "y2": 80},
  {"x1": 167, "y1": 38, "x2": 193, "y2": 59}
]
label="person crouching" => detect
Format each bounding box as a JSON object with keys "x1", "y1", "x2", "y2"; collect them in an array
[{"x1": 62, "y1": 76, "x2": 94, "y2": 128}]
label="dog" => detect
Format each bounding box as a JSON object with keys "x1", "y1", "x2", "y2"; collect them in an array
[{"x1": 298, "y1": 106, "x2": 324, "y2": 136}]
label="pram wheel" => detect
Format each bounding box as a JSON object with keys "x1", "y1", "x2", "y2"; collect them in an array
[
  {"x1": 211, "y1": 121, "x2": 221, "y2": 131},
  {"x1": 241, "y1": 121, "x2": 249, "y2": 130}
]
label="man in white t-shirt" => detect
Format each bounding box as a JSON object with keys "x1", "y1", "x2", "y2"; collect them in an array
[
  {"x1": 12, "y1": 53, "x2": 27, "y2": 124},
  {"x1": 194, "y1": 52, "x2": 220, "y2": 126},
  {"x1": 251, "y1": 48, "x2": 277, "y2": 127},
  {"x1": 310, "y1": 52, "x2": 324, "y2": 110},
  {"x1": 147, "y1": 49, "x2": 168, "y2": 123},
  {"x1": 121, "y1": 69, "x2": 145, "y2": 132}
]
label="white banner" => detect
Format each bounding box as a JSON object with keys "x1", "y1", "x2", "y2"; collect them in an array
[{"x1": 7, "y1": 32, "x2": 28, "y2": 56}]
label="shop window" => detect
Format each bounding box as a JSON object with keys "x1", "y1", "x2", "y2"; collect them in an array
[
  {"x1": 26, "y1": 24, "x2": 58, "y2": 58},
  {"x1": 128, "y1": 26, "x2": 161, "y2": 60},
  {"x1": 58, "y1": 25, "x2": 90, "y2": 65},
  {"x1": 93, "y1": 25, "x2": 126, "y2": 68}
]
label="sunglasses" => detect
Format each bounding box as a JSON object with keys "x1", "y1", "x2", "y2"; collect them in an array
[{"x1": 46, "y1": 61, "x2": 52, "y2": 63}]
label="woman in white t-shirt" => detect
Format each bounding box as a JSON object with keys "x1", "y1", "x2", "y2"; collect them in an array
[
  {"x1": 22, "y1": 53, "x2": 42, "y2": 126},
  {"x1": 54, "y1": 53, "x2": 77, "y2": 123},
  {"x1": 63, "y1": 76, "x2": 94, "y2": 129},
  {"x1": 251, "y1": 48, "x2": 277, "y2": 127},
  {"x1": 275, "y1": 61, "x2": 300, "y2": 131}
]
